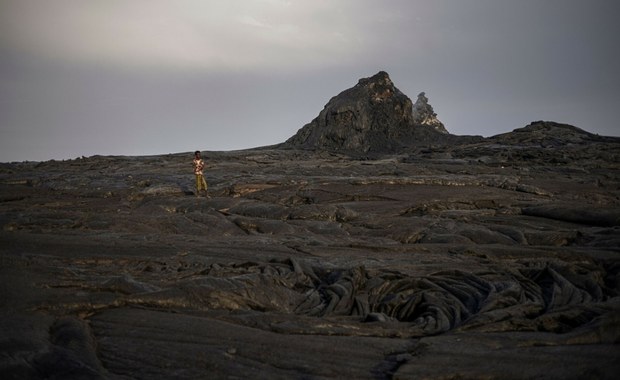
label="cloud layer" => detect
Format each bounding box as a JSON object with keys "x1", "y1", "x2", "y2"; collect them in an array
[{"x1": 2, "y1": 0, "x2": 385, "y2": 71}]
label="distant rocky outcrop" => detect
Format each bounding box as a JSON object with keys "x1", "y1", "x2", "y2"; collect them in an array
[
  {"x1": 490, "y1": 120, "x2": 619, "y2": 146},
  {"x1": 412, "y1": 92, "x2": 448, "y2": 134},
  {"x1": 284, "y1": 71, "x2": 454, "y2": 153}
]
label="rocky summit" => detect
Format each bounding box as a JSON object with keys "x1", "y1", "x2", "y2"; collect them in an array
[
  {"x1": 412, "y1": 91, "x2": 448, "y2": 134},
  {"x1": 285, "y1": 71, "x2": 457, "y2": 153},
  {"x1": 1, "y1": 73, "x2": 620, "y2": 379}
]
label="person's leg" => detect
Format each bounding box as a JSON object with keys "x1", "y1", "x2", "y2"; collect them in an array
[
  {"x1": 195, "y1": 175, "x2": 202, "y2": 196},
  {"x1": 201, "y1": 176, "x2": 209, "y2": 197}
]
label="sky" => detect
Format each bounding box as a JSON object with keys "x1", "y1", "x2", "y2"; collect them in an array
[{"x1": 1, "y1": 0, "x2": 619, "y2": 162}]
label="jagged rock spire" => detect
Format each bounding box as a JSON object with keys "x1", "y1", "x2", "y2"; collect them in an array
[
  {"x1": 285, "y1": 71, "x2": 449, "y2": 153},
  {"x1": 412, "y1": 92, "x2": 448, "y2": 134}
]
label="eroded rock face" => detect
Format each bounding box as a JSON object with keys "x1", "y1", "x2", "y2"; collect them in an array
[
  {"x1": 412, "y1": 92, "x2": 448, "y2": 134},
  {"x1": 285, "y1": 71, "x2": 450, "y2": 153},
  {"x1": 1, "y1": 127, "x2": 619, "y2": 378}
]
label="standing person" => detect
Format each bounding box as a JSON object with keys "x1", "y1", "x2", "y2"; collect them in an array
[{"x1": 193, "y1": 151, "x2": 209, "y2": 197}]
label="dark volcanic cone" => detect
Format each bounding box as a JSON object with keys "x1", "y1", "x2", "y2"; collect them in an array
[{"x1": 285, "y1": 71, "x2": 452, "y2": 153}]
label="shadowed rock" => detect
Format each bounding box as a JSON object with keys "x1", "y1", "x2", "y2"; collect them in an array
[{"x1": 285, "y1": 71, "x2": 459, "y2": 153}]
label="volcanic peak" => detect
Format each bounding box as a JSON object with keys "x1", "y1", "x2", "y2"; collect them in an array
[{"x1": 285, "y1": 71, "x2": 449, "y2": 153}]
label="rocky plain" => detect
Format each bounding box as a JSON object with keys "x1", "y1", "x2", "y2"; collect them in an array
[{"x1": 1, "y1": 72, "x2": 620, "y2": 379}]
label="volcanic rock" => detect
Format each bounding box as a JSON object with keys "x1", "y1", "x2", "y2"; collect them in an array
[
  {"x1": 285, "y1": 71, "x2": 453, "y2": 153},
  {"x1": 491, "y1": 120, "x2": 618, "y2": 146},
  {"x1": 440, "y1": 120, "x2": 620, "y2": 169},
  {"x1": 412, "y1": 91, "x2": 448, "y2": 134},
  {"x1": 2, "y1": 75, "x2": 620, "y2": 378},
  {"x1": 2, "y1": 128, "x2": 619, "y2": 378}
]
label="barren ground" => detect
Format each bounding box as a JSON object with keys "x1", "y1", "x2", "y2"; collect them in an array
[{"x1": 1, "y1": 143, "x2": 619, "y2": 379}]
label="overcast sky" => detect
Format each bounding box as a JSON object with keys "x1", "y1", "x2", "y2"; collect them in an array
[{"x1": 1, "y1": 0, "x2": 619, "y2": 162}]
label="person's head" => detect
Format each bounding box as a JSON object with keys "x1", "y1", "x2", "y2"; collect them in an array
[{"x1": 194, "y1": 151, "x2": 201, "y2": 158}]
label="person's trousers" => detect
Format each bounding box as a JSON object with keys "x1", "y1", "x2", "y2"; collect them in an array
[{"x1": 195, "y1": 174, "x2": 207, "y2": 192}]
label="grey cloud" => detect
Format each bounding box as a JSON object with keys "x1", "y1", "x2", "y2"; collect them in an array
[{"x1": 1, "y1": 0, "x2": 619, "y2": 161}]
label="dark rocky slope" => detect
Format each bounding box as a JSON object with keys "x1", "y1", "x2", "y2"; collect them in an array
[
  {"x1": 284, "y1": 71, "x2": 471, "y2": 153},
  {"x1": 1, "y1": 73, "x2": 619, "y2": 378}
]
